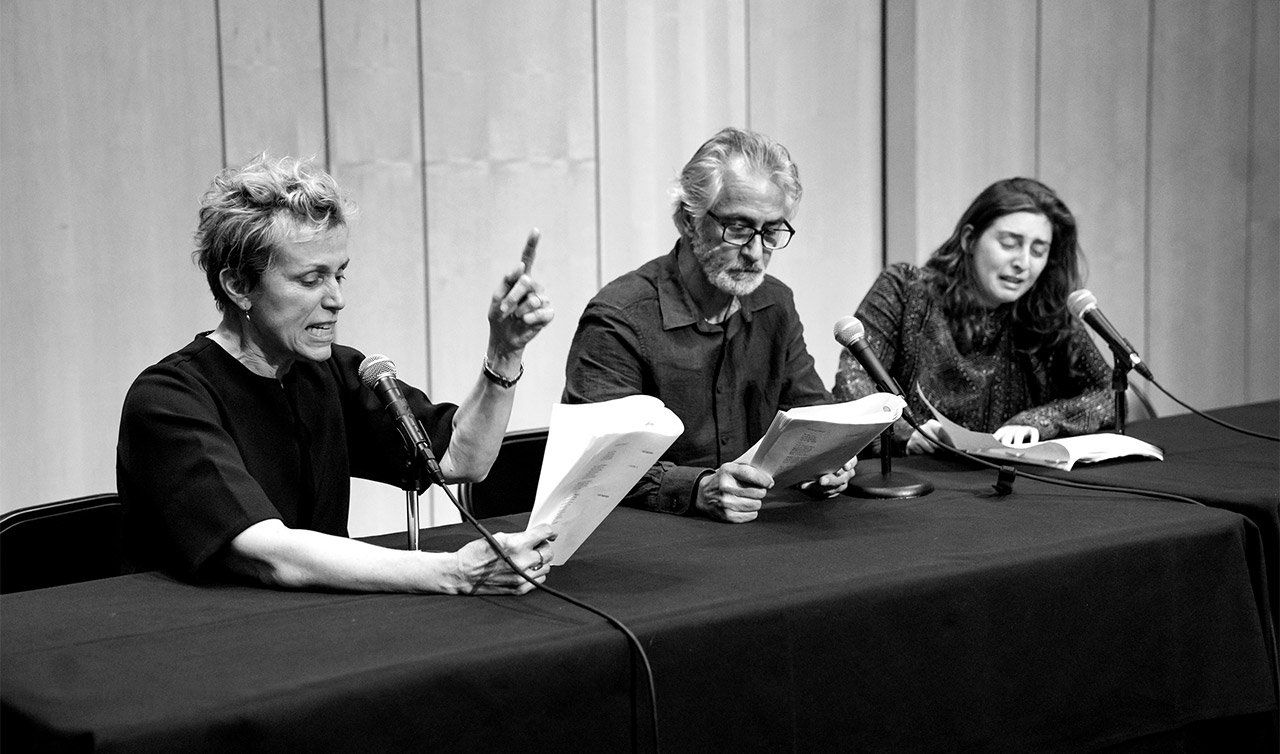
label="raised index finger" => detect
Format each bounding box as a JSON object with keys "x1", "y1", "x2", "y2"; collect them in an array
[{"x1": 520, "y1": 228, "x2": 541, "y2": 274}]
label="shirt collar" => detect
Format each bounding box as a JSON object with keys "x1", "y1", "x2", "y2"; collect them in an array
[{"x1": 655, "y1": 241, "x2": 775, "y2": 331}]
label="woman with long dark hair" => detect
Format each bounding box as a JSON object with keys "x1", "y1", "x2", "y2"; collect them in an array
[{"x1": 833, "y1": 177, "x2": 1113, "y2": 453}]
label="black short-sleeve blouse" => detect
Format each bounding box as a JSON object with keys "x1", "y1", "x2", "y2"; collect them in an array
[{"x1": 117, "y1": 335, "x2": 456, "y2": 578}]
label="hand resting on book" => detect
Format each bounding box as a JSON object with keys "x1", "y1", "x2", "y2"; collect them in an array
[
  {"x1": 909, "y1": 420, "x2": 1038, "y2": 454},
  {"x1": 993, "y1": 424, "x2": 1040, "y2": 446}
]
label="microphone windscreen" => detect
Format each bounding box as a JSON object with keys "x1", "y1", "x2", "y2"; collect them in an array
[
  {"x1": 1066, "y1": 289, "x2": 1098, "y2": 319},
  {"x1": 833, "y1": 316, "x2": 865, "y2": 348},
  {"x1": 358, "y1": 354, "x2": 397, "y2": 388}
]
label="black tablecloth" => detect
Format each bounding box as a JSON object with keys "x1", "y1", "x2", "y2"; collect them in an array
[
  {"x1": 1002, "y1": 400, "x2": 1278, "y2": 625},
  {"x1": 3, "y1": 464, "x2": 1276, "y2": 752}
]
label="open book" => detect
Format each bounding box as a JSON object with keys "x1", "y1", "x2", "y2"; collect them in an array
[
  {"x1": 735, "y1": 393, "x2": 906, "y2": 490},
  {"x1": 526, "y1": 395, "x2": 683, "y2": 565},
  {"x1": 916, "y1": 387, "x2": 1163, "y2": 471}
]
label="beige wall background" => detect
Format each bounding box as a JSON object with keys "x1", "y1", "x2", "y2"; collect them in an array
[{"x1": 2, "y1": 0, "x2": 1276, "y2": 536}]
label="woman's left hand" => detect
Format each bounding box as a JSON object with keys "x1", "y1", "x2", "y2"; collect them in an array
[
  {"x1": 994, "y1": 424, "x2": 1040, "y2": 446},
  {"x1": 488, "y1": 229, "x2": 555, "y2": 354}
]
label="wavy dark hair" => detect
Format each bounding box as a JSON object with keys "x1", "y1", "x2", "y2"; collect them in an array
[{"x1": 923, "y1": 177, "x2": 1082, "y2": 353}]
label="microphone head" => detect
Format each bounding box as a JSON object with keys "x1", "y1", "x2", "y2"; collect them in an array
[
  {"x1": 833, "y1": 316, "x2": 865, "y2": 348},
  {"x1": 1067, "y1": 289, "x2": 1098, "y2": 319},
  {"x1": 357, "y1": 354, "x2": 397, "y2": 388}
]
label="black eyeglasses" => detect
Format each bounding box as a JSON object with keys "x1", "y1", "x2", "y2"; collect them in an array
[{"x1": 706, "y1": 211, "x2": 796, "y2": 250}]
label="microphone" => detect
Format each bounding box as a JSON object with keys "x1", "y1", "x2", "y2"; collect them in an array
[
  {"x1": 832, "y1": 316, "x2": 932, "y2": 499},
  {"x1": 1066, "y1": 290, "x2": 1153, "y2": 379},
  {"x1": 357, "y1": 354, "x2": 443, "y2": 482},
  {"x1": 833, "y1": 316, "x2": 905, "y2": 398}
]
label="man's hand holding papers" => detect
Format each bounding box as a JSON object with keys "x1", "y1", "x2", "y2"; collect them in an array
[{"x1": 728, "y1": 393, "x2": 906, "y2": 506}]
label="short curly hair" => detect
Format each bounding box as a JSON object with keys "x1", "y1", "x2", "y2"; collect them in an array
[{"x1": 193, "y1": 154, "x2": 353, "y2": 312}]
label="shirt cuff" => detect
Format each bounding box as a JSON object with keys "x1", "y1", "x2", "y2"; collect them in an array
[{"x1": 658, "y1": 465, "x2": 713, "y2": 516}]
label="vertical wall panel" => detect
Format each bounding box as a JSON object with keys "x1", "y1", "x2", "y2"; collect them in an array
[
  {"x1": 1148, "y1": 0, "x2": 1254, "y2": 412},
  {"x1": 595, "y1": 1, "x2": 748, "y2": 286},
  {"x1": 1247, "y1": 0, "x2": 1279, "y2": 402},
  {"x1": 421, "y1": 1, "x2": 596, "y2": 459},
  {"x1": 912, "y1": 0, "x2": 1038, "y2": 260},
  {"x1": 324, "y1": 0, "x2": 430, "y2": 535},
  {"x1": 884, "y1": 0, "x2": 918, "y2": 267},
  {"x1": 220, "y1": 0, "x2": 327, "y2": 163},
  {"x1": 1038, "y1": 1, "x2": 1150, "y2": 368},
  {"x1": 2, "y1": 1, "x2": 1275, "y2": 521},
  {"x1": 749, "y1": 0, "x2": 882, "y2": 388},
  {"x1": 0, "y1": 1, "x2": 221, "y2": 511}
]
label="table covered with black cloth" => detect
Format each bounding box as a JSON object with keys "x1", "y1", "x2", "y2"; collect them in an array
[
  {"x1": 1009, "y1": 400, "x2": 1278, "y2": 625},
  {"x1": 2, "y1": 466, "x2": 1277, "y2": 751}
]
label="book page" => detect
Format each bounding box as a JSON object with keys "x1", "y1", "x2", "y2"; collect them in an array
[
  {"x1": 1047, "y1": 433, "x2": 1164, "y2": 465},
  {"x1": 735, "y1": 394, "x2": 905, "y2": 489},
  {"x1": 915, "y1": 386, "x2": 1162, "y2": 470},
  {"x1": 527, "y1": 396, "x2": 682, "y2": 564},
  {"x1": 913, "y1": 388, "x2": 1055, "y2": 461}
]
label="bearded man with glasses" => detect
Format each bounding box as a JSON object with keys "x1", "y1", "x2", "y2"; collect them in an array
[{"x1": 562, "y1": 128, "x2": 855, "y2": 523}]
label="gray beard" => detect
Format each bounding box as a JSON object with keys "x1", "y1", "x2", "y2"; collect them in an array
[
  {"x1": 706, "y1": 268, "x2": 764, "y2": 297},
  {"x1": 692, "y1": 238, "x2": 765, "y2": 297}
]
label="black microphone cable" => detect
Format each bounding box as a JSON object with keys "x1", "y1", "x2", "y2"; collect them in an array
[
  {"x1": 360, "y1": 353, "x2": 660, "y2": 747},
  {"x1": 1066, "y1": 290, "x2": 1278, "y2": 443},
  {"x1": 1143, "y1": 376, "x2": 1280, "y2": 443},
  {"x1": 899, "y1": 410, "x2": 1207, "y2": 507},
  {"x1": 358, "y1": 353, "x2": 659, "y2": 750},
  {"x1": 419, "y1": 440, "x2": 661, "y2": 754},
  {"x1": 905, "y1": 403, "x2": 1280, "y2": 745},
  {"x1": 830, "y1": 316, "x2": 1207, "y2": 505},
  {"x1": 899, "y1": 412, "x2": 1280, "y2": 732}
]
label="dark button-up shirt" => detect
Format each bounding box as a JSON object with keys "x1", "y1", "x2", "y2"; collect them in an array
[{"x1": 562, "y1": 244, "x2": 832, "y2": 515}]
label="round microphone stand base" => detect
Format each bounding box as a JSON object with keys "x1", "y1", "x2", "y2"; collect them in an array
[
  {"x1": 844, "y1": 426, "x2": 934, "y2": 499},
  {"x1": 844, "y1": 471, "x2": 934, "y2": 499}
]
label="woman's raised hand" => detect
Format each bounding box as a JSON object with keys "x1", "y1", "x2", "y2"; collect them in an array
[{"x1": 488, "y1": 229, "x2": 554, "y2": 355}]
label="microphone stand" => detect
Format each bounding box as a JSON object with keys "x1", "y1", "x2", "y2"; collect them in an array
[
  {"x1": 844, "y1": 425, "x2": 934, "y2": 499},
  {"x1": 405, "y1": 489, "x2": 420, "y2": 551},
  {"x1": 396, "y1": 419, "x2": 444, "y2": 552},
  {"x1": 399, "y1": 452, "x2": 426, "y2": 551},
  {"x1": 1111, "y1": 354, "x2": 1130, "y2": 435},
  {"x1": 830, "y1": 321, "x2": 934, "y2": 498}
]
